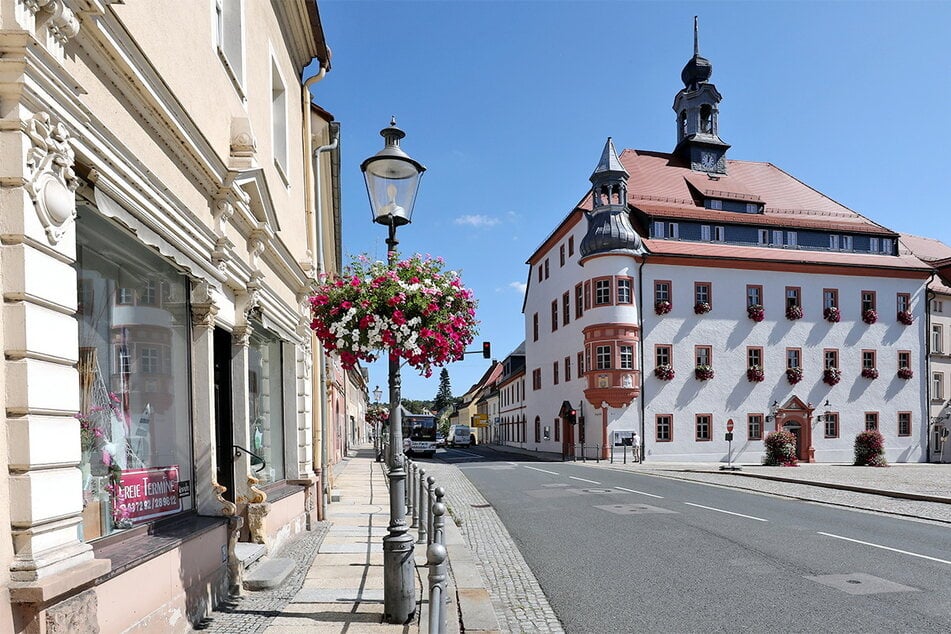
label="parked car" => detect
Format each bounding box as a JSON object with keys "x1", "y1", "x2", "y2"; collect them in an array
[
  {"x1": 448, "y1": 424, "x2": 472, "y2": 448},
  {"x1": 436, "y1": 433, "x2": 446, "y2": 448}
]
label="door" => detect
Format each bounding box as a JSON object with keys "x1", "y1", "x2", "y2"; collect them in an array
[{"x1": 213, "y1": 327, "x2": 235, "y2": 502}]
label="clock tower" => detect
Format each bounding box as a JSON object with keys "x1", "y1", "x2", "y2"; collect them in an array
[{"x1": 673, "y1": 17, "x2": 730, "y2": 174}]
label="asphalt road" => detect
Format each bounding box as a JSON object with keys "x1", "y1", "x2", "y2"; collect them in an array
[{"x1": 440, "y1": 446, "x2": 951, "y2": 633}]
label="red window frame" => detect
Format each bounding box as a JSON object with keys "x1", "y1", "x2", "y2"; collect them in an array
[
  {"x1": 695, "y1": 414, "x2": 712, "y2": 441},
  {"x1": 898, "y1": 411, "x2": 912, "y2": 437},
  {"x1": 747, "y1": 414, "x2": 763, "y2": 440},
  {"x1": 656, "y1": 414, "x2": 672, "y2": 442}
]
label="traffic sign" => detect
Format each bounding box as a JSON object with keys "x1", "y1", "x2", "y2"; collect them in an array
[{"x1": 726, "y1": 418, "x2": 734, "y2": 432}]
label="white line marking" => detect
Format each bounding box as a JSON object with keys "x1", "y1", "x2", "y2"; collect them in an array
[
  {"x1": 684, "y1": 502, "x2": 768, "y2": 522},
  {"x1": 615, "y1": 486, "x2": 664, "y2": 499},
  {"x1": 817, "y1": 532, "x2": 951, "y2": 566},
  {"x1": 569, "y1": 476, "x2": 602, "y2": 484},
  {"x1": 523, "y1": 465, "x2": 560, "y2": 475}
]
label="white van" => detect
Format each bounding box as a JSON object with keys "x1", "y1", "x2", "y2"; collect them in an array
[{"x1": 448, "y1": 424, "x2": 472, "y2": 448}]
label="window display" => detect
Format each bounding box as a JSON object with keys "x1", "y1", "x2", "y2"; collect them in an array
[{"x1": 248, "y1": 327, "x2": 285, "y2": 484}]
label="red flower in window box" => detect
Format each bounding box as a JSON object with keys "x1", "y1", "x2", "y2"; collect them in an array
[
  {"x1": 897, "y1": 310, "x2": 914, "y2": 325},
  {"x1": 785, "y1": 305, "x2": 804, "y2": 320},
  {"x1": 823, "y1": 367, "x2": 841, "y2": 386},
  {"x1": 823, "y1": 306, "x2": 840, "y2": 323},
  {"x1": 861, "y1": 367, "x2": 879, "y2": 380},
  {"x1": 654, "y1": 364, "x2": 675, "y2": 381},
  {"x1": 746, "y1": 365, "x2": 765, "y2": 382},
  {"x1": 862, "y1": 308, "x2": 878, "y2": 324},
  {"x1": 897, "y1": 366, "x2": 914, "y2": 380},
  {"x1": 655, "y1": 300, "x2": 672, "y2": 315},
  {"x1": 786, "y1": 367, "x2": 803, "y2": 385},
  {"x1": 747, "y1": 304, "x2": 765, "y2": 322},
  {"x1": 694, "y1": 301, "x2": 711, "y2": 315},
  {"x1": 694, "y1": 365, "x2": 715, "y2": 381}
]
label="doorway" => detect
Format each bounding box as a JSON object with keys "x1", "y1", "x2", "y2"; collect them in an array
[{"x1": 213, "y1": 327, "x2": 235, "y2": 502}]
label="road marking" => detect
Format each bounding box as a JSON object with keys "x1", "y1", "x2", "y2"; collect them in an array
[
  {"x1": 450, "y1": 449, "x2": 483, "y2": 458},
  {"x1": 569, "y1": 476, "x2": 601, "y2": 484},
  {"x1": 523, "y1": 466, "x2": 559, "y2": 475},
  {"x1": 817, "y1": 532, "x2": 951, "y2": 566},
  {"x1": 684, "y1": 502, "x2": 768, "y2": 522},
  {"x1": 615, "y1": 486, "x2": 663, "y2": 499}
]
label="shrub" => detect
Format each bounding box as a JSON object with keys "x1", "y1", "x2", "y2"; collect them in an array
[
  {"x1": 747, "y1": 365, "x2": 765, "y2": 382},
  {"x1": 785, "y1": 304, "x2": 804, "y2": 320},
  {"x1": 897, "y1": 310, "x2": 914, "y2": 325},
  {"x1": 763, "y1": 430, "x2": 798, "y2": 466},
  {"x1": 655, "y1": 300, "x2": 672, "y2": 315},
  {"x1": 854, "y1": 430, "x2": 887, "y2": 467},
  {"x1": 694, "y1": 365, "x2": 715, "y2": 381},
  {"x1": 862, "y1": 308, "x2": 878, "y2": 324},
  {"x1": 823, "y1": 367, "x2": 841, "y2": 386},
  {"x1": 823, "y1": 306, "x2": 840, "y2": 323},
  {"x1": 897, "y1": 366, "x2": 914, "y2": 380},
  {"x1": 747, "y1": 304, "x2": 765, "y2": 322},
  {"x1": 861, "y1": 367, "x2": 879, "y2": 379},
  {"x1": 694, "y1": 301, "x2": 711, "y2": 315},
  {"x1": 654, "y1": 364, "x2": 675, "y2": 381}
]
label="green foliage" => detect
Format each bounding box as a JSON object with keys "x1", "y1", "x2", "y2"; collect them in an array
[
  {"x1": 762, "y1": 430, "x2": 798, "y2": 466},
  {"x1": 400, "y1": 399, "x2": 434, "y2": 415},
  {"x1": 433, "y1": 368, "x2": 454, "y2": 413},
  {"x1": 854, "y1": 430, "x2": 888, "y2": 467}
]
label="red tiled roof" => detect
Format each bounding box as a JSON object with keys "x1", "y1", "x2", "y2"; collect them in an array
[{"x1": 900, "y1": 233, "x2": 951, "y2": 263}]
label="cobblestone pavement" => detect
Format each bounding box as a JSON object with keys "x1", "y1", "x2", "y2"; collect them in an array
[
  {"x1": 195, "y1": 522, "x2": 330, "y2": 633},
  {"x1": 422, "y1": 460, "x2": 565, "y2": 633}
]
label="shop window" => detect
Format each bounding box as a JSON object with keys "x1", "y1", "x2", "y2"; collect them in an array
[
  {"x1": 76, "y1": 211, "x2": 192, "y2": 540},
  {"x1": 248, "y1": 327, "x2": 286, "y2": 484}
]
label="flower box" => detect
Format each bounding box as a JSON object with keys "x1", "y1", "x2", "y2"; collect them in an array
[
  {"x1": 897, "y1": 310, "x2": 914, "y2": 325},
  {"x1": 747, "y1": 304, "x2": 765, "y2": 322},
  {"x1": 785, "y1": 304, "x2": 804, "y2": 320},
  {"x1": 786, "y1": 367, "x2": 803, "y2": 385},
  {"x1": 747, "y1": 365, "x2": 765, "y2": 382},
  {"x1": 823, "y1": 306, "x2": 840, "y2": 323},
  {"x1": 655, "y1": 300, "x2": 672, "y2": 315},
  {"x1": 897, "y1": 366, "x2": 914, "y2": 380},
  {"x1": 694, "y1": 301, "x2": 711, "y2": 315},
  {"x1": 654, "y1": 364, "x2": 675, "y2": 381},
  {"x1": 861, "y1": 367, "x2": 879, "y2": 380},
  {"x1": 823, "y1": 367, "x2": 841, "y2": 386},
  {"x1": 694, "y1": 365, "x2": 715, "y2": 381},
  {"x1": 862, "y1": 308, "x2": 878, "y2": 325}
]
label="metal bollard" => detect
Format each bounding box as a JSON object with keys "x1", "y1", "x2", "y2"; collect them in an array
[
  {"x1": 427, "y1": 539, "x2": 448, "y2": 634},
  {"x1": 623, "y1": 443, "x2": 627, "y2": 465},
  {"x1": 417, "y1": 468, "x2": 428, "y2": 544},
  {"x1": 433, "y1": 487, "x2": 446, "y2": 545},
  {"x1": 426, "y1": 475, "x2": 436, "y2": 545},
  {"x1": 404, "y1": 459, "x2": 413, "y2": 516},
  {"x1": 582, "y1": 444, "x2": 586, "y2": 463},
  {"x1": 410, "y1": 463, "x2": 419, "y2": 528}
]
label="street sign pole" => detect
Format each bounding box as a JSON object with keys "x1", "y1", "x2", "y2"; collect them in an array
[{"x1": 720, "y1": 418, "x2": 740, "y2": 471}]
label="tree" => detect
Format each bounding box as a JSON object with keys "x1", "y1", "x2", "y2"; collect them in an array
[{"x1": 433, "y1": 368, "x2": 454, "y2": 414}]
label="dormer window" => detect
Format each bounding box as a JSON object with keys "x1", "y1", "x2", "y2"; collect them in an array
[
  {"x1": 708, "y1": 199, "x2": 722, "y2": 210},
  {"x1": 746, "y1": 203, "x2": 759, "y2": 213},
  {"x1": 882, "y1": 238, "x2": 893, "y2": 254}
]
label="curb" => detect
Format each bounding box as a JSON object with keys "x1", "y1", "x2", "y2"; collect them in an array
[{"x1": 443, "y1": 512, "x2": 501, "y2": 634}]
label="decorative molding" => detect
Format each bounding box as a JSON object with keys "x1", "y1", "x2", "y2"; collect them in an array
[
  {"x1": 190, "y1": 280, "x2": 220, "y2": 328},
  {"x1": 231, "y1": 323, "x2": 253, "y2": 348},
  {"x1": 247, "y1": 476, "x2": 267, "y2": 505},
  {"x1": 212, "y1": 480, "x2": 236, "y2": 517},
  {"x1": 24, "y1": 0, "x2": 80, "y2": 45},
  {"x1": 23, "y1": 112, "x2": 79, "y2": 244},
  {"x1": 229, "y1": 117, "x2": 257, "y2": 169}
]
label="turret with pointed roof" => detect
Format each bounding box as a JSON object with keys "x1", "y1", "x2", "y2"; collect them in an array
[{"x1": 580, "y1": 138, "x2": 641, "y2": 259}]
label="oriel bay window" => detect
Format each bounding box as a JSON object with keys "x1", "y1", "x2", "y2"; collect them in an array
[
  {"x1": 76, "y1": 210, "x2": 193, "y2": 540},
  {"x1": 619, "y1": 344, "x2": 634, "y2": 370},
  {"x1": 594, "y1": 278, "x2": 612, "y2": 306},
  {"x1": 248, "y1": 327, "x2": 286, "y2": 484},
  {"x1": 617, "y1": 278, "x2": 632, "y2": 304},
  {"x1": 596, "y1": 345, "x2": 612, "y2": 370}
]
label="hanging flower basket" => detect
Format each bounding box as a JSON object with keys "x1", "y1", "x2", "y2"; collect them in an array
[
  {"x1": 786, "y1": 366, "x2": 803, "y2": 385},
  {"x1": 654, "y1": 364, "x2": 675, "y2": 381},
  {"x1": 747, "y1": 304, "x2": 765, "y2": 322},
  {"x1": 897, "y1": 366, "x2": 914, "y2": 380},
  {"x1": 694, "y1": 301, "x2": 711, "y2": 315},
  {"x1": 897, "y1": 310, "x2": 914, "y2": 325},
  {"x1": 309, "y1": 253, "x2": 478, "y2": 378},
  {"x1": 862, "y1": 308, "x2": 878, "y2": 324},
  {"x1": 655, "y1": 300, "x2": 672, "y2": 315},
  {"x1": 823, "y1": 306, "x2": 840, "y2": 323},
  {"x1": 823, "y1": 367, "x2": 841, "y2": 386},
  {"x1": 785, "y1": 304, "x2": 804, "y2": 320},
  {"x1": 861, "y1": 367, "x2": 879, "y2": 380},
  {"x1": 366, "y1": 405, "x2": 389, "y2": 426},
  {"x1": 694, "y1": 365, "x2": 715, "y2": 381},
  {"x1": 747, "y1": 365, "x2": 765, "y2": 382}
]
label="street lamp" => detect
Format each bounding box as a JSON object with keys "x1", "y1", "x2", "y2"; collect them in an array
[
  {"x1": 362, "y1": 117, "x2": 425, "y2": 624},
  {"x1": 372, "y1": 385, "x2": 383, "y2": 462}
]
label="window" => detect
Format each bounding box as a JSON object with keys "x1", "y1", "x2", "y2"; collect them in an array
[
  {"x1": 596, "y1": 345, "x2": 612, "y2": 370},
  {"x1": 695, "y1": 345, "x2": 712, "y2": 367},
  {"x1": 117, "y1": 287, "x2": 135, "y2": 305},
  {"x1": 654, "y1": 280, "x2": 671, "y2": 303},
  {"x1": 745, "y1": 203, "x2": 758, "y2": 214},
  {"x1": 897, "y1": 293, "x2": 910, "y2": 313},
  {"x1": 864, "y1": 412, "x2": 879, "y2": 432},
  {"x1": 568, "y1": 236, "x2": 574, "y2": 256},
  {"x1": 695, "y1": 282, "x2": 711, "y2": 306},
  {"x1": 551, "y1": 300, "x2": 558, "y2": 332},
  {"x1": 554, "y1": 419, "x2": 560, "y2": 442},
  {"x1": 709, "y1": 199, "x2": 723, "y2": 211},
  {"x1": 655, "y1": 345, "x2": 671, "y2": 367},
  {"x1": 701, "y1": 225, "x2": 711, "y2": 241},
  {"x1": 934, "y1": 372, "x2": 944, "y2": 400},
  {"x1": 829, "y1": 234, "x2": 840, "y2": 250},
  {"x1": 583, "y1": 281, "x2": 591, "y2": 309},
  {"x1": 656, "y1": 415, "x2": 672, "y2": 442},
  {"x1": 933, "y1": 300, "x2": 944, "y2": 313},
  {"x1": 141, "y1": 347, "x2": 160, "y2": 374},
  {"x1": 595, "y1": 279, "x2": 612, "y2": 305},
  {"x1": 532, "y1": 368, "x2": 542, "y2": 390},
  {"x1": 714, "y1": 226, "x2": 725, "y2": 241},
  {"x1": 882, "y1": 238, "x2": 893, "y2": 253},
  {"x1": 933, "y1": 324, "x2": 943, "y2": 353},
  {"x1": 534, "y1": 417, "x2": 541, "y2": 443},
  {"x1": 748, "y1": 414, "x2": 763, "y2": 440},
  {"x1": 565, "y1": 356, "x2": 571, "y2": 381},
  {"x1": 271, "y1": 59, "x2": 288, "y2": 176},
  {"x1": 786, "y1": 231, "x2": 798, "y2": 247},
  {"x1": 667, "y1": 222, "x2": 680, "y2": 239},
  {"x1": 842, "y1": 235, "x2": 853, "y2": 251},
  {"x1": 532, "y1": 313, "x2": 539, "y2": 342},
  {"x1": 785, "y1": 286, "x2": 801, "y2": 309},
  {"x1": 619, "y1": 345, "x2": 634, "y2": 370},
  {"x1": 786, "y1": 348, "x2": 801, "y2": 369},
  {"x1": 746, "y1": 285, "x2": 762, "y2": 307},
  {"x1": 216, "y1": 0, "x2": 245, "y2": 95},
  {"x1": 544, "y1": 259, "x2": 550, "y2": 279},
  {"x1": 559, "y1": 244, "x2": 566, "y2": 267},
  {"x1": 538, "y1": 265, "x2": 543, "y2": 283},
  {"x1": 862, "y1": 350, "x2": 876, "y2": 370},
  {"x1": 898, "y1": 412, "x2": 912, "y2": 437},
  {"x1": 824, "y1": 349, "x2": 839, "y2": 369},
  {"x1": 861, "y1": 291, "x2": 876, "y2": 312},
  {"x1": 652, "y1": 221, "x2": 665, "y2": 238},
  {"x1": 553, "y1": 361, "x2": 559, "y2": 385},
  {"x1": 577, "y1": 351, "x2": 584, "y2": 376},
  {"x1": 563, "y1": 292, "x2": 570, "y2": 326},
  {"x1": 870, "y1": 237, "x2": 879, "y2": 252},
  {"x1": 113, "y1": 344, "x2": 131, "y2": 375},
  {"x1": 575, "y1": 284, "x2": 584, "y2": 318},
  {"x1": 141, "y1": 280, "x2": 158, "y2": 306},
  {"x1": 758, "y1": 229, "x2": 769, "y2": 245},
  {"x1": 617, "y1": 278, "x2": 632, "y2": 304},
  {"x1": 695, "y1": 414, "x2": 711, "y2": 441},
  {"x1": 898, "y1": 350, "x2": 911, "y2": 369},
  {"x1": 248, "y1": 327, "x2": 286, "y2": 484},
  {"x1": 772, "y1": 230, "x2": 783, "y2": 245},
  {"x1": 825, "y1": 413, "x2": 839, "y2": 438},
  {"x1": 543, "y1": 425, "x2": 551, "y2": 441},
  {"x1": 747, "y1": 347, "x2": 762, "y2": 368},
  {"x1": 823, "y1": 288, "x2": 838, "y2": 309}
]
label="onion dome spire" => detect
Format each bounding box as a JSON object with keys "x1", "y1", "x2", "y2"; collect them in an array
[{"x1": 680, "y1": 16, "x2": 713, "y2": 90}]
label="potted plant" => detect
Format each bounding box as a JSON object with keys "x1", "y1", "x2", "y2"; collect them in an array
[
  {"x1": 897, "y1": 366, "x2": 914, "y2": 380},
  {"x1": 862, "y1": 308, "x2": 878, "y2": 324},
  {"x1": 747, "y1": 303, "x2": 765, "y2": 322},
  {"x1": 823, "y1": 367, "x2": 841, "y2": 386},
  {"x1": 695, "y1": 364, "x2": 715, "y2": 381},
  {"x1": 654, "y1": 364, "x2": 675, "y2": 381},
  {"x1": 747, "y1": 365, "x2": 765, "y2": 382},
  {"x1": 786, "y1": 366, "x2": 803, "y2": 385},
  {"x1": 309, "y1": 253, "x2": 479, "y2": 378},
  {"x1": 694, "y1": 301, "x2": 711, "y2": 315},
  {"x1": 823, "y1": 306, "x2": 840, "y2": 323},
  {"x1": 897, "y1": 310, "x2": 914, "y2": 325},
  {"x1": 785, "y1": 304, "x2": 804, "y2": 320},
  {"x1": 861, "y1": 367, "x2": 879, "y2": 380},
  {"x1": 854, "y1": 430, "x2": 887, "y2": 467},
  {"x1": 655, "y1": 300, "x2": 672, "y2": 315},
  {"x1": 762, "y1": 430, "x2": 798, "y2": 466}
]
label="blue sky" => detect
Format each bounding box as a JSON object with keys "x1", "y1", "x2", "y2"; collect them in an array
[{"x1": 308, "y1": 0, "x2": 951, "y2": 402}]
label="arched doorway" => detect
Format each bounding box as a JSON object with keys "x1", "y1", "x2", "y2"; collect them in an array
[{"x1": 774, "y1": 396, "x2": 815, "y2": 463}]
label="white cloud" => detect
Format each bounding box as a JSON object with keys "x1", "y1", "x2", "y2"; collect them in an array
[
  {"x1": 509, "y1": 281, "x2": 527, "y2": 294},
  {"x1": 454, "y1": 214, "x2": 500, "y2": 228}
]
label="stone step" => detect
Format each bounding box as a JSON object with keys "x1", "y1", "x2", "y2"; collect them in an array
[
  {"x1": 242, "y1": 557, "x2": 296, "y2": 591},
  {"x1": 235, "y1": 541, "x2": 267, "y2": 568}
]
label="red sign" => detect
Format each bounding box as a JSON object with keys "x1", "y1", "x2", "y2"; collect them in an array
[
  {"x1": 726, "y1": 418, "x2": 735, "y2": 432},
  {"x1": 115, "y1": 466, "x2": 181, "y2": 524}
]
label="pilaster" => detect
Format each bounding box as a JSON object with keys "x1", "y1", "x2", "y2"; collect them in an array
[
  {"x1": 189, "y1": 281, "x2": 220, "y2": 516},
  {"x1": 231, "y1": 320, "x2": 252, "y2": 503}
]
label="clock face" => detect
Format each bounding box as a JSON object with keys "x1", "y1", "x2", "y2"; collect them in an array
[{"x1": 700, "y1": 151, "x2": 717, "y2": 169}]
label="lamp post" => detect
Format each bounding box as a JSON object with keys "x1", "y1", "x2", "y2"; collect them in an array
[
  {"x1": 373, "y1": 385, "x2": 383, "y2": 462},
  {"x1": 361, "y1": 117, "x2": 425, "y2": 624}
]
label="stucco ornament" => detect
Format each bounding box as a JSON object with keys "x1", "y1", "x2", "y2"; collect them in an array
[{"x1": 24, "y1": 112, "x2": 79, "y2": 245}]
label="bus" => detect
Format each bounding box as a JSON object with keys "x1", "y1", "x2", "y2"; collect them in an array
[{"x1": 403, "y1": 413, "x2": 437, "y2": 458}]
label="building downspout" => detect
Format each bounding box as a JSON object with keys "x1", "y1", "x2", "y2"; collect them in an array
[
  {"x1": 926, "y1": 273, "x2": 936, "y2": 462},
  {"x1": 637, "y1": 253, "x2": 647, "y2": 462}
]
